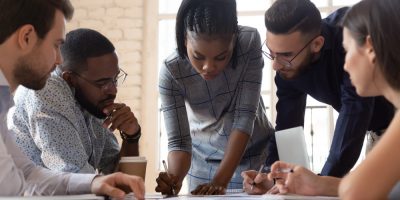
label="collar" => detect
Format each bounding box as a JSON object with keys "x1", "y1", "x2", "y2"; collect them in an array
[{"x1": 0, "y1": 70, "x2": 9, "y2": 86}]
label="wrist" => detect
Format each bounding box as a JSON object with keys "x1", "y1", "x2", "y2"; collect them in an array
[
  {"x1": 120, "y1": 126, "x2": 141, "y2": 143},
  {"x1": 211, "y1": 178, "x2": 228, "y2": 188}
]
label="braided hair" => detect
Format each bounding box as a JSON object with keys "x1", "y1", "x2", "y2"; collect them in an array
[{"x1": 176, "y1": 0, "x2": 238, "y2": 60}]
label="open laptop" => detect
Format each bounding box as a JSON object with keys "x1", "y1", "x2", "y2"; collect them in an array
[{"x1": 275, "y1": 126, "x2": 311, "y2": 169}]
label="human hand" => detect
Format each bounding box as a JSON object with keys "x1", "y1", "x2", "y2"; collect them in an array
[
  {"x1": 91, "y1": 172, "x2": 144, "y2": 200},
  {"x1": 268, "y1": 161, "x2": 320, "y2": 196},
  {"x1": 103, "y1": 103, "x2": 139, "y2": 135},
  {"x1": 155, "y1": 172, "x2": 181, "y2": 195},
  {"x1": 191, "y1": 182, "x2": 226, "y2": 195},
  {"x1": 241, "y1": 170, "x2": 273, "y2": 194}
]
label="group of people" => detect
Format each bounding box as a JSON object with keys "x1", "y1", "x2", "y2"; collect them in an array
[{"x1": 0, "y1": 0, "x2": 400, "y2": 199}]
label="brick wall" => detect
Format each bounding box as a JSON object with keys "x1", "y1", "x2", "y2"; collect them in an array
[{"x1": 67, "y1": 0, "x2": 144, "y2": 121}]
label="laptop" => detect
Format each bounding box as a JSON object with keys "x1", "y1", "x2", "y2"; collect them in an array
[{"x1": 275, "y1": 126, "x2": 310, "y2": 169}]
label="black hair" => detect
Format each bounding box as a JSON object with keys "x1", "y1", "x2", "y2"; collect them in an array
[
  {"x1": 59, "y1": 28, "x2": 115, "y2": 73},
  {"x1": 175, "y1": 0, "x2": 238, "y2": 59},
  {"x1": 265, "y1": 0, "x2": 321, "y2": 37},
  {"x1": 342, "y1": 0, "x2": 400, "y2": 91},
  {"x1": 0, "y1": 0, "x2": 74, "y2": 44}
]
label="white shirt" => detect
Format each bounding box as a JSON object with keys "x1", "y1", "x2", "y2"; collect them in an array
[{"x1": 0, "y1": 70, "x2": 95, "y2": 196}]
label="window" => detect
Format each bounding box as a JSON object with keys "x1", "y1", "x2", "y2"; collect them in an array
[{"x1": 156, "y1": 0, "x2": 361, "y2": 181}]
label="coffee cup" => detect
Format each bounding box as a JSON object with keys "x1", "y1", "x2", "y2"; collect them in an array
[{"x1": 118, "y1": 156, "x2": 147, "y2": 180}]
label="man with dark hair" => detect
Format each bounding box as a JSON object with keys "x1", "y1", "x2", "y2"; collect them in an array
[
  {"x1": 0, "y1": 0, "x2": 144, "y2": 198},
  {"x1": 263, "y1": 0, "x2": 394, "y2": 177},
  {"x1": 8, "y1": 28, "x2": 141, "y2": 174}
]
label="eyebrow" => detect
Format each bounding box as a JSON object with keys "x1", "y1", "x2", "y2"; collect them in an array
[
  {"x1": 266, "y1": 45, "x2": 293, "y2": 56},
  {"x1": 94, "y1": 71, "x2": 121, "y2": 82},
  {"x1": 194, "y1": 50, "x2": 228, "y2": 58}
]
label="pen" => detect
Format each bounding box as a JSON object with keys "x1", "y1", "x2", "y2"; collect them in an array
[
  {"x1": 251, "y1": 164, "x2": 264, "y2": 191},
  {"x1": 274, "y1": 168, "x2": 294, "y2": 173},
  {"x1": 162, "y1": 160, "x2": 176, "y2": 195}
]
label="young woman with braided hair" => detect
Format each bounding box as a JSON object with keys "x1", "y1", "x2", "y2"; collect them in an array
[{"x1": 155, "y1": 0, "x2": 274, "y2": 195}]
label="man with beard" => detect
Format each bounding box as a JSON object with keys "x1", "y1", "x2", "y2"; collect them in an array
[
  {"x1": 8, "y1": 28, "x2": 141, "y2": 174},
  {"x1": 0, "y1": 0, "x2": 144, "y2": 198},
  {"x1": 243, "y1": 0, "x2": 394, "y2": 183}
]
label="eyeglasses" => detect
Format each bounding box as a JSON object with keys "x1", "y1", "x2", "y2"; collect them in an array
[
  {"x1": 70, "y1": 68, "x2": 127, "y2": 92},
  {"x1": 262, "y1": 35, "x2": 319, "y2": 68}
]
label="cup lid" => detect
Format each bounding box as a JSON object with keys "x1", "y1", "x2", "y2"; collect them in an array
[{"x1": 120, "y1": 156, "x2": 147, "y2": 162}]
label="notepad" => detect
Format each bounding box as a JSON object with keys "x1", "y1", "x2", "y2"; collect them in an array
[{"x1": 275, "y1": 126, "x2": 310, "y2": 169}]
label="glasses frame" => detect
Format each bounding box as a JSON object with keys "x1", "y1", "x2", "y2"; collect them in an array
[
  {"x1": 262, "y1": 35, "x2": 319, "y2": 68},
  {"x1": 70, "y1": 68, "x2": 128, "y2": 92}
]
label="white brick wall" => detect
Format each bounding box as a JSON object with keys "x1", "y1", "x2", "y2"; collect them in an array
[
  {"x1": 67, "y1": 0, "x2": 144, "y2": 121},
  {"x1": 67, "y1": 0, "x2": 160, "y2": 192}
]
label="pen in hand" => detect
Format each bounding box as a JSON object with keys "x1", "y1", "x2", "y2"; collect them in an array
[
  {"x1": 162, "y1": 160, "x2": 177, "y2": 195},
  {"x1": 251, "y1": 164, "x2": 265, "y2": 191}
]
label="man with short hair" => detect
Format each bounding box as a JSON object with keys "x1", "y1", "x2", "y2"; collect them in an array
[
  {"x1": 263, "y1": 0, "x2": 394, "y2": 177},
  {"x1": 0, "y1": 0, "x2": 144, "y2": 198},
  {"x1": 8, "y1": 28, "x2": 140, "y2": 175}
]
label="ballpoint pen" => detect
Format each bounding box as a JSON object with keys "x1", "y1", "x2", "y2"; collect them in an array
[
  {"x1": 162, "y1": 160, "x2": 177, "y2": 195},
  {"x1": 251, "y1": 165, "x2": 294, "y2": 190},
  {"x1": 262, "y1": 165, "x2": 294, "y2": 174}
]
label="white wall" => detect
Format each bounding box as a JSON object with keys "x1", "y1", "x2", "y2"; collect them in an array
[{"x1": 67, "y1": 0, "x2": 159, "y2": 191}]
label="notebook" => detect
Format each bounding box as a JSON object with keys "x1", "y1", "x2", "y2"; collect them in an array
[{"x1": 275, "y1": 126, "x2": 310, "y2": 169}]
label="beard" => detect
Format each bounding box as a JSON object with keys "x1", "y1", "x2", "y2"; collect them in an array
[
  {"x1": 278, "y1": 49, "x2": 316, "y2": 80},
  {"x1": 74, "y1": 87, "x2": 116, "y2": 119},
  {"x1": 14, "y1": 54, "x2": 52, "y2": 90}
]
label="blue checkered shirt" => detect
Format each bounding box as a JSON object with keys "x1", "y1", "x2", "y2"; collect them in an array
[{"x1": 159, "y1": 26, "x2": 274, "y2": 190}]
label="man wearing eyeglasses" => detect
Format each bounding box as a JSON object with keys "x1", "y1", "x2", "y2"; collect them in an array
[
  {"x1": 7, "y1": 28, "x2": 141, "y2": 175},
  {"x1": 261, "y1": 0, "x2": 394, "y2": 178}
]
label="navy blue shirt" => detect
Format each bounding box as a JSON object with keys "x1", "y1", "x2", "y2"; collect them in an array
[{"x1": 266, "y1": 8, "x2": 394, "y2": 177}]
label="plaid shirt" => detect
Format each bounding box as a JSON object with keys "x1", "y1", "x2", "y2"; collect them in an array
[{"x1": 159, "y1": 26, "x2": 274, "y2": 190}]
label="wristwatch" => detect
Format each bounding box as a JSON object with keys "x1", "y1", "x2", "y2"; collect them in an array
[{"x1": 119, "y1": 126, "x2": 141, "y2": 143}]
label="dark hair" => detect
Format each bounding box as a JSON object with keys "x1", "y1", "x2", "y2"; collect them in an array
[
  {"x1": 0, "y1": 0, "x2": 74, "y2": 44},
  {"x1": 265, "y1": 0, "x2": 321, "y2": 37},
  {"x1": 175, "y1": 0, "x2": 238, "y2": 59},
  {"x1": 342, "y1": 0, "x2": 400, "y2": 91},
  {"x1": 59, "y1": 28, "x2": 115, "y2": 73}
]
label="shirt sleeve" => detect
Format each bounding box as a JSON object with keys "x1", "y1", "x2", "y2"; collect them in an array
[
  {"x1": 321, "y1": 73, "x2": 373, "y2": 177},
  {"x1": 159, "y1": 59, "x2": 192, "y2": 153},
  {"x1": 231, "y1": 29, "x2": 264, "y2": 135},
  {"x1": 266, "y1": 75, "x2": 307, "y2": 166},
  {"x1": 1, "y1": 121, "x2": 94, "y2": 196}
]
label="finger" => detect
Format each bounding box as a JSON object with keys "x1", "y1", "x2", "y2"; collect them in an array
[
  {"x1": 108, "y1": 104, "x2": 130, "y2": 121},
  {"x1": 191, "y1": 185, "x2": 200, "y2": 195},
  {"x1": 108, "y1": 107, "x2": 133, "y2": 130},
  {"x1": 126, "y1": 177, "x2": 145, "y2": 200},
  {"x1": 159, "y1": 172, "x2": 175, "y2": 186},
  {"x1": 266, "y1": 185, "x2": 279, "y2": 194},
  {"x1": 254, "y1": 172, "x2": 268, "y2": 184},
  {"x1": 109, "y1": 114, "x2": 134, "y2": 132},
  {"x1": 103, "y1": 103, "x2": 126, "y2": 115},
  {"x1": 100, "y1": 183, "x2": 126, "y2": 199},
  {"x1": 156, "y1": 177, "x2": 173, "y2": 194},
  {"x1": 205, "y1": 185, "x2": 216, "y2": 195},
  {"x1": 215, "y1": 186, "x2": 225, "y2": 195},
  {"x1": 191, "y1": 184, "x2": 207, "y2": 195},
  {"x1": 192, "y1": 185, "x2": 205, "y2": 195},
  {"x1": 241, "y1": 170, "x2": 257, "y2": 180}
]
